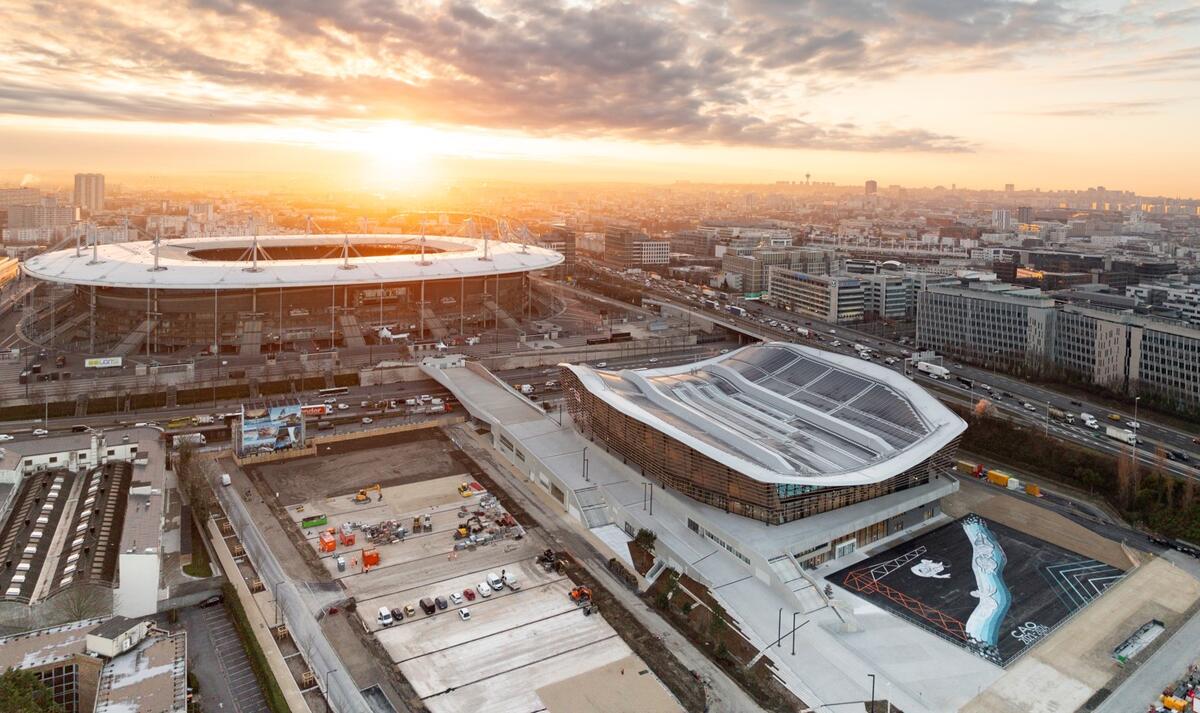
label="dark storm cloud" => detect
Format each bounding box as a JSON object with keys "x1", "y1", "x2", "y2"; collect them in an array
[{"x1": 0, "y1": 0, "x2": 1114, "y2": 152}]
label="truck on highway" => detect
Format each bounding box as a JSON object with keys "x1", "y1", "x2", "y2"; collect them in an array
[
  {"x1": 916, "y1": 361, "x2": 950, "y2": 379},
  {"x1": 1079, "y1": 413, "x2": 1099, "y2": 429},
  {"x1": 1105, "y1": 425, "x2": 1136, "y2": 446},
  {"x1": 193, "y1": 414, "x2": 214, "y2": 425},
  {"x1": 1048, "y1": 407, "x2": 1075, "y2": 424},
  {"x1": 172, "y1": 433, "x2": 206, "y2": 448},
  {"x1": 727, "y1": 305, "x2": 747, "y2": 317}
]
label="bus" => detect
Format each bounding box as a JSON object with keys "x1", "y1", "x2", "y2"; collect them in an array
[{"x1": 317, "y1": 387, "x2": 349, "y2": 398}]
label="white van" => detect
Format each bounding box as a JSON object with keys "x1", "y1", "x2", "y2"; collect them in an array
[{"x1": 378, "y1": 607, "x2": 394, "y2": 627}]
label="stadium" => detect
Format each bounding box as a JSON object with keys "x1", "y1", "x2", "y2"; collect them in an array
[
  {"x1": 560, "y1": 342, "x2": 966, "y2": 537},
  {"x1": 19, "y1": 233, "x2": 563, "y2": 355}
]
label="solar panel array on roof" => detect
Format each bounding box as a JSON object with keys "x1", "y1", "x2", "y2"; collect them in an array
[
  {"x1": 849, "y1": 385, "x2": 928, "y2": 434},
  {"x1": 737, "y1": 346, "x2": 798, "y2": 374},
  {"x1": 807, "y1": 371, "x2": 873, "y2": 402},
  {"x1": 776, "y1": 358, "x2": 831, "y2": 387}
]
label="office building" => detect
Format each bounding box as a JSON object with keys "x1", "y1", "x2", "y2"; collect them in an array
[
  {"x1": 539, "y1": 226, "x2": 577, "y2": 277},
  {"x1": 916, "y1": 283, "x2": 1057, "y2": 373},
  {"x1": 603, "y1": 226, "x2": 669, "y2": 269},
  {"x1": 1017, "y1": 206, "x2": 1034, "y2": 223},
  {"x1": 865, "y1": 180, "x2": 878, "y2": 195},
  {"x1": 991, "y1": 209, "x2": 1013, "y2": 231},
  {"x1": 861, "y1": 273, "x2": 909, "y2": 320},
  {"x1": 73, "y1": 173, "x2": 105, "y2": 212},
  {"x1": 721, "y1": 247, "x2": 837, "y2": 299},
  {"x1": 768, "y1": 268, "x2": 864, "y2": 323}
]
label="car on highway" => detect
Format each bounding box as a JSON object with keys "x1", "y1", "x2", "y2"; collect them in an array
[
  {"x1": 1126, "y1": 421, "x2": 1140, "y2": 429},
  {"x1": 1070, "y1": 400, "x2": 1083, "y2": 407},
  {"x1": 361, "y1": 417, "x2": 373, "y2": 425},
  {"x1": 648, "y1": 358, "x2": 659, "y2": 364},
  {"x1": 33, "y1": 428, "x2": 48, "y2": 436},
  {"x1": 1108, "y1": 413, "x2": 1122, "y2": 421},
  {"x1": 0, "y1": 434, "x2": 13, "y2": 442},
  {"x1": 595, "y1": 362, "x2": 607, "y2": 368},
  {"x1": 323, "y1": 397, "x2": 337, "y2": 404},
  {"x1": 337, "y1": 403, "x2": 349, "y2": 410},
  {"x1": 1022, "y1": 403, "x2": 1037, "y2": 412}
]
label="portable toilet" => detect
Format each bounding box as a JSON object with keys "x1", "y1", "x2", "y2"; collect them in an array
[{"x1": 336, "y1": 556, "x2": 346, "y2": 572}]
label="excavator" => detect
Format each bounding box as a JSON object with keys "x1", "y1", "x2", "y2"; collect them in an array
[{"x1": 352, "y1": 483, "x2": 382, "y2": 504}]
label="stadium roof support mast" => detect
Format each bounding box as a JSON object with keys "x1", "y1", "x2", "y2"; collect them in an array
[
  {"x1": 243, "y1": 219, "x2": 264, "y2": 273},
  {"x1": 149, "y1": 226, "x2": 166, "y2": 271},
  {"x1": 339, "y1": 234, "x2": 358, "y2": 270},
  {"x1": 419, "y1": 223, "x2": 431, "y2": 266}
]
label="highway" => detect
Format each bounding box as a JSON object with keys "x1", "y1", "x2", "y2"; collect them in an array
[
  {"x1": 0, "y1": 344, "x2": 727, "y2": 441},
  {"x1": 582, "y1": 264, "x2": 1200, "y2": 478}
]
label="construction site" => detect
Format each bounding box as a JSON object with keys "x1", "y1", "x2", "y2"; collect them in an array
[{"x1": 257, "y1": 428, "x2": 681, "y2": 713}]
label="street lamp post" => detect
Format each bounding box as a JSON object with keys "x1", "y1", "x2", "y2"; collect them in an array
[
  {"x1": 1133, "y1": 396, "x2": 1141, "y2": 474},
  {"x1": 868, "y1": 674, "x2": 877, "y2": 713}
]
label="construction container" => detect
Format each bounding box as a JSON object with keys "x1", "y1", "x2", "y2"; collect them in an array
[
  {"x1": 986, "y1": 470, "x2": 1010, "y2": 487},
  {"x1": 956, "y1": 460, "x2": 976, "y2": 475},
  {"x1": 338, "y1": 524, "x2": 356, "y2": 547},
  {"x1": 1006, "y1": 477, "x2": 1021, "y2": 490},
  {"x1": 1025, "y1": 483, "x2": 1042, "y2": 497},
  {"x1": 318, "y1": 533, "x2": 336, "y2": 553},
  {"x1": 301, "y1": 513, "x2": 329, "y2": 529},
  {"x1": 362, "y1": 549, "x2": 380, "y2": 567}
]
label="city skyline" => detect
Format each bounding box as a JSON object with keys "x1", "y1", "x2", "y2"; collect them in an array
[{"x1": 2, "y1": 0, "x2": 1199, "y2": 196}]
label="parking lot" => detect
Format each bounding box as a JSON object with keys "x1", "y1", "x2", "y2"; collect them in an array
[
  {"x1": 283, "y1": 469, "x2": 679, "y2": 713},
  {"x1": 191, "y1": 604, "x2": 270, "y2": 713}
]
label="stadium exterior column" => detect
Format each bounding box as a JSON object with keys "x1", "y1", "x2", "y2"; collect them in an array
[
  {"x1": 419, "y1": 279, "x2": 425, "y2": 338},
  {"x1": 213, "y1": 289, "x2": 218, "y2": 354},
  {"x1": 460, "y1": 276, "x2": 465, "y2": 335},
  {"x1": 89, "y1": 285, "x2": 96, "y2": 352}
]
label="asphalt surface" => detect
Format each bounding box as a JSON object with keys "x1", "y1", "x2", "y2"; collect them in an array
[
  {"x1": 606, "y1": 268, "x2": 1200, "y2": 480},
  {"x1": 179, "y1": 603, "x2": 271, "y2": 713}
]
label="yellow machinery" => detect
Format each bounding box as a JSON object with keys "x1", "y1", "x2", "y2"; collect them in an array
[
  {"x1": 457, "y1": 482, "x2": 472, "y2": 498},
  {"x1": 353, "y1": 484, "x2": 382, "y2": 504}
]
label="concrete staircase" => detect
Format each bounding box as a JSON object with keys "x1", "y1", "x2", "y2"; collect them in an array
[
  {"x1": 238, "y1": 319, "x2": 262, "y2": 356},
  {"x1": 112, "y1": 317, "x2": 157, "y2": 357},
  {"x1": 418, "y1": 305, "x2": 450, "y2": 341},
  {"x1": 574, "y1": 486, "x2": 613, "y2": 528},
  {"x1": 337, "y1": 314, "x2": 366, "y2": 348},
  {"x1": 769, "y1": 554, "x2": 828, "y2": 614}
]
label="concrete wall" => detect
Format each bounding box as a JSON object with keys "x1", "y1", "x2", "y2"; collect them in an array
[{"x1": 116, "y1": 553, "x2": 160, "y2": 618}]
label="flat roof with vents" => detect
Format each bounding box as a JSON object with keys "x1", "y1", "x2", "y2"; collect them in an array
[{"x1": 564, "y1": 342, "x2": 966, "y2": 487}]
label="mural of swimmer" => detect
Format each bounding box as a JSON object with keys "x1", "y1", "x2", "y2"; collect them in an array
[{"x1": 961, "y1": 515, "x2": 1013, "y2": 653}]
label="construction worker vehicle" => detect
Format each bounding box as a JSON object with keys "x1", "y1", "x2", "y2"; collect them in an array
[
  {"x1": 569, "y1": 586, "x2": 592, "y2": 604},
  {"x1": 457, "y1": 482, "x2": 473, "y2": 498},
  {"x1": 352, "y1": 484, "x2": 382, "y2": 504}
]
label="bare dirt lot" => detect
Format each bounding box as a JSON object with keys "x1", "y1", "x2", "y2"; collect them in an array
[{"x1": 250, "y1": 429, "x2": 467, "y2": 505}]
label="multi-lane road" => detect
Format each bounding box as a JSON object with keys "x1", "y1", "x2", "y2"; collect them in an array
[
  {"x1": 591, "y1": 266, "x2": 1200, "y2": 476},
  {"x1": 0, "y1": 345, "x2": 728, "y2": 441}
]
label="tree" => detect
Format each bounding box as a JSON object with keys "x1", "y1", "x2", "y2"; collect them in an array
[
  {"x1": 0, "y1": 668, "x2": 61, "y2": 713},
  {"x1": 50, "y1": 584, "x2": 112, "y2": 623}
]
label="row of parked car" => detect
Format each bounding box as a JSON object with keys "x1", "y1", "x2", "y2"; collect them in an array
[{"x1": 377, "y1": 571, "x2": 519, "y2": 627}]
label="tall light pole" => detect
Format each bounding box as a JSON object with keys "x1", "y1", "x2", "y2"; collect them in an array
[
  {"x1": 1132, "y1": 396, "x2": 1141, "y2": 475},
  {"x1": 868, "y1": 673, "x2": 877, "y2": 713}
]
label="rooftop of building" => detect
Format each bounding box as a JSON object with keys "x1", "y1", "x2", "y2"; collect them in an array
[
  {"x1": 563, "y1": 342, "x2": 965, "y2": 487},
  {"x1": 20, "y1": 233, "x2": 563, "y2": 290},
  {"x1": 0, "y1": 617, "x2": 187, "y2": 713}
]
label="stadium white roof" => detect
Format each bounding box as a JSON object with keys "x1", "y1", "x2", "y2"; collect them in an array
[
  {"x1": 563, "y1": 342, "x2": 966, "y2": 487},
  {"x1": 21, "y1": 234, "x2": 562, "y2": 290}
]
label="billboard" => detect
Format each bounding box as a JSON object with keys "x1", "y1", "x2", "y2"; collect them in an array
[
  {"x1": 238, "y1": 405, "x2": 304, "y2": 455},
  {"x1": 85, "y1": 356, "x2": 123, "y2": 368}
]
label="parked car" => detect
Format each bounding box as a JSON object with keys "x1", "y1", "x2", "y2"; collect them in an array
[
  {"x1": 390, "y1": 607, "x2": 404, "y2": 622},
  {"x1": 198, "y1": 594, "x2": 224, "y2": 608},
  {"x1": 450, "y1": 592, "x2": 464, "y2": 605},
  {"x1": 458, "y1": 608, "x2": 472, "y2": 621},
  {"x1": 403, "y1": 604, "x2": 416, "y2": 618},
  {"x1": 377, "y1": 607, "x2": 394, "y2": 627},
  {"x1": 476, "y1": 583, "x2": 492, "y2": 598},
  {"x1": 463, "y1": 588, "x2": 476, "y2": 601},
  {"x1": 435, "y1": 595, "x2": 448, "y2": 610},
  {"x1": 486, "y1": 573, "x2": 504, "y2": 591}
]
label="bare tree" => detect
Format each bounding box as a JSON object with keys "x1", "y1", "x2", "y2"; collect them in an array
[{"x1": 50, "y1": 584, "x2": 114, "y2": 623}]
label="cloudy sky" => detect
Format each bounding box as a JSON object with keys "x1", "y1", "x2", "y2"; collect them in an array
[{"x1": 1, "y1": 0, "x2": 1198, "y2": 194}]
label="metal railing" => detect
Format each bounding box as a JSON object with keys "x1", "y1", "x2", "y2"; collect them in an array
[{"x1": 216, "y1": 478, "x2": 372, "y2": 713}]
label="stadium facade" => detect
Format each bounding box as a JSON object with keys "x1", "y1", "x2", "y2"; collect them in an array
[{"x1": 19, "y1": 234, "x2": 562, "y2": 355}]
